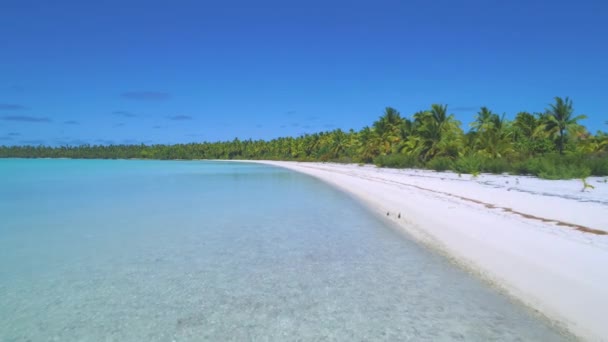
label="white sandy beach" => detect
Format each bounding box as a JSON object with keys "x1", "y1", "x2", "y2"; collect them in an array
[{"x1": 253, "y1": 161, "x2": 608, "y2": 341}]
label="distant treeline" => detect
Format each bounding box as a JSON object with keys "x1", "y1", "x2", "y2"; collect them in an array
[{"x1": 2, "y1": 97, "x2": 607, "y2": 179}]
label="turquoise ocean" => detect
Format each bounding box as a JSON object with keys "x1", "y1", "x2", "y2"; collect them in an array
[{"x1": 0, "y1": 159, "x2": 569, "y2": 341}]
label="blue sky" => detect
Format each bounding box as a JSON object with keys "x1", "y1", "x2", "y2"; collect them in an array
[{"x1": 1, "y1": 0, "x2": 607, "y2": 146}]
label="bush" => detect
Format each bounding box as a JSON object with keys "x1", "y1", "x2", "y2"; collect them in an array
[
  {"x1": 479, "y1": 157, "x2": 511, "y2": 174},
  {"x1": 520, "y1": 154, "x2": 591, "y2": 179},
  {"x1": 585, "y1": 153, "x2": 608, "y2": 176},
  {"x1": 333, "y1": 156, "x2": 354, "y2": 164},
  {"x1": 374, "y1": 154, "x2": 420, "y2": 168},
  {"x1": 373, "y1": 151, "x2": 608, "y2": 179},
  {"x1": 426, "y1": 157, "x2": 453, "y2": 171},
  {"x1": 453, "y1": 155, "x2": 482, "y2": 174}
]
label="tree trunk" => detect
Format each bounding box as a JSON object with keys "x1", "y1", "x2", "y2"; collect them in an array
[{"x1": 559, "y1": 128, "x2": 564, "y2": 155}]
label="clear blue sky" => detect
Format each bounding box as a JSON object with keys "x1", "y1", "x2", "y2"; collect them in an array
[{"x1": 1, "y1": 0, "x2": 607, "y2": 146}]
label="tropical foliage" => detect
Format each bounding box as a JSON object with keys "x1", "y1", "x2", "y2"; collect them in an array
[{"x1": 2, "y1": 97, "x2": 607, "y2": 179}]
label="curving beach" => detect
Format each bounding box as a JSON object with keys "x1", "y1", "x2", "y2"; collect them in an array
[{"x1": 255, "y1": 161, "x2": 608, "y2": 341}]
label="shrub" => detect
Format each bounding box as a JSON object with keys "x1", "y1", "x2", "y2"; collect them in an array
[
  {"x1": 521, "y1": 154, "x2": 592, "y2": 179},
  {"x1": 453, "y1": 155, "x2": 482, "y2": 174},
  {"x1": 345, "y1": 150, "x2": 607, "y2": 179},
  {"x1": 426, "y1": 157, "x2": 453, "y2": 172},
  {"x1": 333, "y1": 156, "x2": 354, "y2": 164},
  {"x1": 374, "y1": 154, "x2": 420, "y2": 168},
  {"x1": 585, "y1": 153, "x2": 608, "y2": 176},
  {"x1": 480, "y1": 157, "x2": 511, "y2": 174}
]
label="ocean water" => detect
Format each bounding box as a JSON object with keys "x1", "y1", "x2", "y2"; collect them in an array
[{"x1": 0, "y1": 159, "x2": 570, "y2": 341}]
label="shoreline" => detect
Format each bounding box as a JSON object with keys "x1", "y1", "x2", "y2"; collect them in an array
[{"x1": 250, "y1": 161, "x2": 608, "y2": 341}]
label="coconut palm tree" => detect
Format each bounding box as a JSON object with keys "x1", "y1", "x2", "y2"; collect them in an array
[
  {"x1": 372, "y1": 107, "x2": 404, "y2": 154},
  {"x1": 478, "y1": 113, "x2": 514, "y2": 158},
  {"x1": 544, "y1": 97, "x2": 587, "y2": 154},
  {"x1": 374, "y1": 107, "x2": 403, "y2": 133},
  {"x1": 357, "y1": 126, "x2": 381, "y2": 163},
  {"x1": 329, "y1": 129, "x2": 350, "y2": 158},
  {"x1": 513, "y1": 112, "x2": 537, "y2": 138},
  {"x1": 471, "y1": 107, "x2": 494, "y2": 133},
  {"x1": 577, "y1": 130, "x2": 608, "y2": 153},
  {"x1": 409, "y1": 105, "x2": 462, "y2": 161}
]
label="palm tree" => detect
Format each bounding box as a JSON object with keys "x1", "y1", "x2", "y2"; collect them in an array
[
  {"x1": 409, "y1": 105, "x2": 462, "y2": 161},
  {"x1": 430, "y1": 104, "x2": 449, "y2": 128},
  {"x1": 372, "y1": 107, "x2": 404, "y2": 154},
  {"x1": 471, "y1": 107, "x2": 494, "y2": 133},
  {"x1": 374, "y1": 107, "x2": 403, "y2": 133},
  {"x1": 544, "y1": 97, "x2": 587, "y2": 154},
  {"x1": 329, "y1": 129, "x2": 349, "y2": 158},
  {"x1": 357, "y1": 126, "x2": 381, "y2": 162},
  {"x1": 513, "y1": 112, "x2": 537, "y2": 138},
  {"x1": 480, "y1": 113, "x2": 513, "y2": 158},
  {"x1": 576, "y1": 130, "x2": 608, "y2": 154}
]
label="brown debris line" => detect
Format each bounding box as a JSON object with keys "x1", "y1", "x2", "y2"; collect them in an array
[
  {"x1": 309, "y1": 165, "x2": 608, "y2": 236},
  {"x1": 392, "y1": 177, "x2": 607, "y2": 236}
]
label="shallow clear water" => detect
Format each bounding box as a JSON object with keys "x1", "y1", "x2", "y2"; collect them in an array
[{"x1": 0, "y1": 159, "x2": 569, "y2": 341}]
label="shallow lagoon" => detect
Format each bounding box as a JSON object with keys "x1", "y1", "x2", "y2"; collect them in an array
[{"x1": 0, "y1": 159, "x2": 569, "y2": 341}]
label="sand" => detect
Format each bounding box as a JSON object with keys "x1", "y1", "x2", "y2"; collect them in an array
[{"x1": 252, "y1": 161, "x2": 608, "y2": 341}]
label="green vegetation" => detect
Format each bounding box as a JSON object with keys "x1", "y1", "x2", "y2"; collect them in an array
[
  {"x1": 2, "y1": 97, "x2": 607, "y2": 179},
  {"x1": 581, "y1": 178, "x2": 595, "y2": 192}
]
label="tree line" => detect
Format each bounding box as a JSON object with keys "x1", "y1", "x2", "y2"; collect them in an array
[{"x1": 1, "y1": 97, "x2": 607, "y2": 179}]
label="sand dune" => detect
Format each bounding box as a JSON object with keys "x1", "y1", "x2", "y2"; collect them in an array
[{"x1": 255, "y1": 161, "x2": 608, "y2": 341}]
